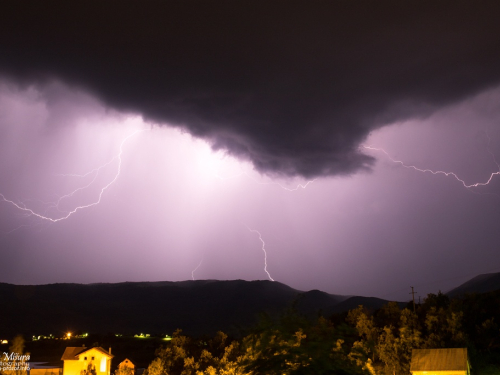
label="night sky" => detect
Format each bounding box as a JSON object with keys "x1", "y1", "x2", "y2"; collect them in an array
[{"x1": 1, "y1": 1, "x2": 500, "y2": 301}]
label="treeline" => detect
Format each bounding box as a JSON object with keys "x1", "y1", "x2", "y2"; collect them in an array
[{"x1": 143, "y1": 290, "x2": 500, "y2": 375}]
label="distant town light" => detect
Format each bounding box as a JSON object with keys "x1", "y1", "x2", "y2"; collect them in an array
[
  {"x1": 1, "y1": 340, "x2": 7, "y2": 344},
  {"x1": 67, "y1": 332, "x2": 71, "y2": 338}
]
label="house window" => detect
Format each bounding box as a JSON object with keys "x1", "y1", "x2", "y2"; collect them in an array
[
  {"x1": 84, "y1": 357, "x2": 87, "y2": 360},
  {"x1": 100, "y1": 358, "x2": 106, "y2": 372},
  {"x1": 92, "y1": 357, "x2": 95, "y2": 361}
]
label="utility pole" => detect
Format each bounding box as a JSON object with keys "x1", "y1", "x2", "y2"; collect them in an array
[{"x1": 410, "y1": 286, "x2": 417, "y2": 313}]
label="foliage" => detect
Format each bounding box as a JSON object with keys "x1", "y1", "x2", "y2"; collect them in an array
[
  {"x1": 240, "y1": 311, "x2": 366, "y2": 375},
  {"x1": 145, "y1": 329, "x2": 243, "y2": 375},
  {"x1": 347, "y1": 305, "x2": 422, "y2": 375},
  {"x1": 143, "y1": 290, "x2": 500, "y2": 375},
  {"x1": 115, "y1": 366, "x2": 135, "y2": 375},
  {"x1": 347, "y1": 306, "x2": 379, "y2": 363},
  {"x1": 345, "y1": 290, "x2": 500, "y2": 374},
  {"x1": 374, "y1": 302, "x2": 401, "y2": 330},
  {"x1": 145, "y1": 311, "x2": 368, "y2": 375}
]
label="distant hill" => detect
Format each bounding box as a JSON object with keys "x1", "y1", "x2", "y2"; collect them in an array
[
  {"x1": 0, "y1": 280, "x2": 358, "y2": 337},
  {"x1": 446, "y1": 272, "x2": 500, "y2": 297},
  {"x1": 5, "y1": 273, "x2": 499, "y2": 338},
  {"x1": 330, "y1": 296, "x2": 407, "y2": 313}
]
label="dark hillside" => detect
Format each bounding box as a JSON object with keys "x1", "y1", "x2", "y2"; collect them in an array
[
  {"x1": 446, "y1": 272, "x2": 500, "y2": 297},
  {"x1": 330, "y1": 296, "x2": 406, "y2": 314},
  {"x1": 0, "y1": 280, "x2": 350, "y2": 337}
]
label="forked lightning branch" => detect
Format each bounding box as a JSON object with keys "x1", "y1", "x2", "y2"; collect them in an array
[{"x1": 0, "y1": 130, "x2": 142, "y2": 223}]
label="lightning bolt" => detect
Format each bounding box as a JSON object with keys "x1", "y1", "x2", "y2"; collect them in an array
[
  {"x1": 0, "y1": 130, "x2": 142, "y2": 223},
  {"x1": 244, "y1": 224, "x2": 274, "y2": 281},
  {"x1": 191, "y1": 258, "x2": 203, "y2": 280},
  {"x1": 46, "y1": 155, "x2": 121, "y2": 214},
  {"x1": 362, "y1": 141, "x2": 500, "y2": 189},
  {"x1": 47, "y1": 167, "x2": 105, "y2": 214}
]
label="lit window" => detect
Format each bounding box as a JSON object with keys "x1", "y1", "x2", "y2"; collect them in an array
[{"x1": 100, "y1": 358, "x2": 106, "y2": 372}]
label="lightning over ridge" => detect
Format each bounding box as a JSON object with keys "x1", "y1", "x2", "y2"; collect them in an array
[
  {"x1": 244, "y1": 224, "x2": 274, "y2": 281},
  {"x1": 191, "y1": 259, "x2": 203, "y2": 280}
]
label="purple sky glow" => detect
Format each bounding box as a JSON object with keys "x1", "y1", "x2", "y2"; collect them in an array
[
  {"x1": 1, "y1": 2, "x2": 500, "y2": 302},
  {"x1": 1, "y1": 82, "x2": 500, "y2": 301}
]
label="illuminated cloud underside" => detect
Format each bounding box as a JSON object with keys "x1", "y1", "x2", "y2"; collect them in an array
[{"x1": 1, "y1": 83, "x2": 500, "y2": 301}]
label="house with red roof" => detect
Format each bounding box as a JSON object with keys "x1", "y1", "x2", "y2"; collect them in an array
[{"x1": 61, "y1": 347, "x2": 113, "y2": 375}]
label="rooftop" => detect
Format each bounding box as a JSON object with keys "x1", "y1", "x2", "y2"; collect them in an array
[{"x1": 410, "y1": 348, "x2": 468, "y2": 372}]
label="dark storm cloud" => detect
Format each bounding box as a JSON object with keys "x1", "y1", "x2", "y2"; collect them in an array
[{"x1": 1, "y1": 1, "x2": 500, "y2": 177}]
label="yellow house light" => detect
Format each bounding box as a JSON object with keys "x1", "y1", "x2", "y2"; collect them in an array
[{"x1": 100, "y1": 358, "x2": 106, "y2": 372}]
